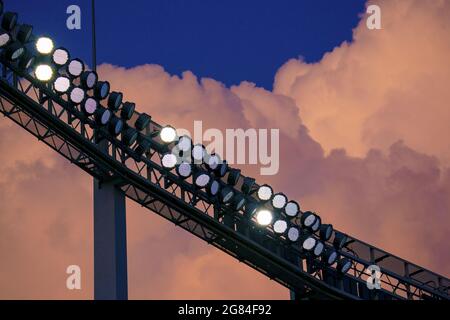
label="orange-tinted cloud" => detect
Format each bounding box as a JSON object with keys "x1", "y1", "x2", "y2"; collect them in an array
[{"x1": 0, "y1": 0, "x2": 449, "y2": 299}]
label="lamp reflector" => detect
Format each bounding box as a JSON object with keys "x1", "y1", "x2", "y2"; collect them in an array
[
  {"x1": 94, "y1": 81, "x2": 110, "y2": 99},
  {"x1": 219, "y1": 187, "x2": 234, "y2": 203}
]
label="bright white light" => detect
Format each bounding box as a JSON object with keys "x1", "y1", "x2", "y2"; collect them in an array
[
  {"x1": 257, "y1": 185, "x2": 273, "y2": 201},
  {"x1": 36, "y1": 37, "x2": 54, "y2": 54},
  {"x1": 160, "y1": 126, "x2": 177, "y2": 143},
  {"x1": 35, "y1": 64, "x2": 53, "y2": 81},
  {"x1": 54, "y1": 77, "x2": 70, "y2": 93},
  {"x1": 162, "y1": 154, "x2": 177, "y2": 169},
  {"x1": 256, "y1": 209, "x2": 273, "y2": 226}
]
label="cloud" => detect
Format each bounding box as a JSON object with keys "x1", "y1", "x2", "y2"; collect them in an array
[{"x1": 0, "y1": 0, "x2": 449, "y2": 299}]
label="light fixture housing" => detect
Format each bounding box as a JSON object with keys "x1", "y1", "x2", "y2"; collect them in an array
[
  {"x1": 244, "y1": 201, "x2": 258, "y2": 217},
  {"x1": 177, "y1": 136, "x2": 192, "y2": 153},
  {"x1": 94, "y1": 81, "x2": 110, "y2": 100},
  {"x1": 227, "y1": 168, "x2": 241, "y2": 186},
  {"x1": 134, "y1": 139, "x2": 151, "y2": 156},
  {"x1": 231, "y1": 193, "x2": 246, "y2": 211},
  {"x1": 80, "y1": 71, "x2": 98, "y2": 89},
  {"x1": 241, "y1": 177, "x2": 255, "y2": 194},
  {"x1": 313, "y1": 241, "x2": 325, "y2": 257},
  {"x1": 121, "y1": 128, "x2": 139, "y2": 146},
  {"x1": 215, "y1": 160, "x2": 228, "y2": 177},
  {"x1": 109, "y1": 116, "x2": 124, "y2": 136},
  {"x1": 94, "y1": 107, "x2": 112, "y2": 126},
  {"x1": 5, "y1": 42, "x2": 25, "y2": 61},
  {"x1": 17, "y1": 24, "x2": 33, "y2": 43},
  {"x1": 18, "y1": 51, "x2": 35, "y2": 70},
  {"x1": 1, "y1": 12, "x2": 18, "y2": 31},
  {"x1": 206, "y1": 180, "x2": 221, "y2": 197},
  {"x1": 337, "y1": 258, "x2": 352, "y2": 274},
  {"x1": 121, "y1": 102, "x2": 135, "y2": 120},
  {"x1": 108, "y1": 91, "x2": 123, "y2": 111},
  {"x1": 319, "y1": 224, "x2": 333, "y2": 241},
  {"x1": 322, "y1": 248, "x2": 338, "y2": 266},
  {"x1": 300, "y1": 211, "x2": 318, "y2": 229},
  {"x1": 333, "y1": 232, "x2": 348, "y2": 249},
  {"x1": 134, "y1": 113, "x2": 151, "y2": 131},
  {"x1": 219, "y1": 187, "x2": 234, "y2": 204}
]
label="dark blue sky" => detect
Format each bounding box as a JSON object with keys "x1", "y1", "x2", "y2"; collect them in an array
[{"x1": 7, "y1": 0, "x2": 365, "y2": 89}]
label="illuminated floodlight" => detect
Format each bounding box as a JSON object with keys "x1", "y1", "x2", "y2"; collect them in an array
[
  {"x1": 52, "y1": 48, "x2": 70, "y2": 66},
  {"x1": 134, "y1": 113, "x2": 151, "y2": 131},
  {"x1": 81, "y1": 71, "x2": 98, "y2": 89},
  {"x1": 67, "y1": 58, "x2": 84, "y2": 77},
  {"x1": 161, "y1": 153, "x2": 178, "y2": 169},
  {"x1": 319, "y1": 224, "x2": 333, "y2": 241},
  {"x1": 227, "y1": 168, "x2": 241, "y2": 186},
  {"x1": 333, "y1": 232, "x2": 348, "y2": 249},
  {"x1": 194, "y1": 171, "x2": 210, "y2": 188},
  {"x1": 219, "y1": 187, "x2": 234, "y2": 203},
  {"x1": 322, "y1": 248, "x2": 338, "y2": 265},
  {"x1": 232, "y1": 193, "x2": 246, "y2": 211},
  {"x1": 255, "y1": 209, "x2": 273, "y2": 226},
  {"x1": 34, "y1": 64, "x2": 53, "y2": 82},
  {"x1": 337, "y1": 258, "x2": 352, "y2": 274},
  {"x1": 94, "y1": 81, "x2": 110, "y2": 100},
  {"x1": 287, "y1": 227, "x2": 300, "y2": 242},
  {"x1": 121, "y1": 128, "x2": 138, "y2": 146},
  {"x1": 273, "y1": 220, "x2": 288, "y2": 234},
  {"x1": 160, "y1": 126, "x2": 177, "y2": 143},
  {"x1": 177, "y1": 136, "x2": 192, "y2": 153},
  {"x1": 108, "y1": 91, "x2": 123, "y2": 111},
  {"x1": 35, "y1": 36, "x2": 54, "y2": 55},
  {"x1": 272, "y1": 193, "x2": 287, "y2": 210},
  {"x1": 69, "y1": 87, "x2": 85, "y2": 104},
  {"x1": 0, "y1": 31, "x2": 10, "y2": 48},
  {"x1": 176, "y1": 162, "x2": 192, "y2": 179},
  {"x1": 206, "y1": 153, "x2": 220, "y2": 171},
  {"x1": 53, "y1": 76, "x2": 71, "y2": 94},
  {"x1": 1, "y1": 12, "x2": 18, "y2": 31},
  {"x1": 95, "y1": 107, "x2": 112, "y2": 125},
  {"x1": 81, "y1": 97, "x2": 98, "y2": 115},
  {"x1": 17, "y1": 24, "x2": 33, "y2": 43},
  {"x1": 313, "y1": 241, "x2": 325, "y2": 257},
  {"x1": 5, "y1": 42, "x2": 25, "y2": 61},
  {"x1": 192, "y1": 144, "x2": 206, "y2": 163},
  {"x1": 300, "y1": 234, "x2": 317, "y2": 251},
  {"x1": 109, "y1": 117, "x2": 124, "y2": 136},
  {"x1": 207, "y1": 180, "x2": 220, "y2": 197},
  {"x1": 121, "y1": 102, "x2": 135, "y2": 120},
  {"x1": 284, "y1": 201, "x2": 299, "y2": 218},
  {"x1": 300, "y1": 211, "x2": 317, "y2": 229},
  {"x1": 257, "y1": 184, "x2": 273, "y2": 201}
]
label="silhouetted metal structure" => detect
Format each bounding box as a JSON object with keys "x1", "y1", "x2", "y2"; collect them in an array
[{"x1": 0, "y1": 1, "x2": 448, "y2": 300}]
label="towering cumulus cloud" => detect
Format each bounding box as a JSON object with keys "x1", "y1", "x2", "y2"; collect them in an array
[{"x1": 0, "y1": 0, "x2": 448, "y2": 298}]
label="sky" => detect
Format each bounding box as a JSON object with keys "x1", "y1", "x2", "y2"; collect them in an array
[{"x1": 1, "y1": 0, "x2": 450, "y2": 300}]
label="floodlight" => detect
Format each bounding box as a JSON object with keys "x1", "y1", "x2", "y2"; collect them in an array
[
  {"x1": 300, "y1": 211, "x2": 317, "y2": 229},
  {"x1": 121, "y1": 128, "x2": 138, "y2": 146},
  {"x1": 5, "y1": 42, "x2": 24, "y2": 61},
  {"x1": 121, "y1": 102, "x2": 135, "y2": 120},
  {"x1": 241, "y1": 177, "x2": 255, "y2": 194},
  {"x1": 206, "y1": 180, "x2": 220, "y2": 197},
  {"x1": 255, "y1": 209, "x2": 273, "y2": 226},
  {"x1": 134, "y1": 113, "x2": 151, "y2": 131},
  {"x1": 1, "y1": 12, "x2": 18, "y2": 31},
  {"x1": 34, "y1": 64, "x2": 53, "y2": 81},
  {"x1": 108, "y1": 91, "x2": 123, "y2": 111},
  {"x1": 134, "y1": 139, "x2": 151, "y2": 156},
  {"x1": 244, "y1": 201, "x2": 258, "y2": 217},
  {"x1": 35, "y1": 36, "x2": 54, "y2": 55},
  {"x1": 95, "y1": 107, "x2": 112, "y2": 125},
  {"x1": 177, "y1": 136, "x2": 192, "y2": 153},
  {"x1": 17, "y1": 24, "x2": 33, "y2": 43},
  {"x1": 160, "y1": 126, "x2": 177, "y2": 143},
  {"x1": 219, "y1": 187, "x2": 234, "y2": 203},
  {"x1": 192, "y1": 144, "x2": 205, "y2": 163},
  {"x1": 94, "y1": 81, "x2": 110, "y2": 99},
  {"x1": 273, "y1": 219, "x2": 288, "y2": 234},
  {"x1": 287, "y1": 227, "x2": 300, "y2": 242},
  {"x1": 227, "y1": 168, "x2": 241, "y2": 186},
  {"x1": 313, "y1": 241, "x2": 325, "y2": 257},
  {"x1": 337, "y1": 258, "x2": 352, "y2": 274},
  {"x1": 272, "y1": 193, "x2": 287, "y2": 210},
  {"x1": 80, "y1": 71, "x2": 97, "y2": 89},
  {"x1": 53, "y1": 76, "x2": 71, "y2": 94},
  {"x1": 231, "y1": 193, "x2": 246, "y2": 211},
  {"x1": 299, "y1": 233, "x2": 317, "y2": 251},
  {"x1": 69, "y1": 87, "x2": 85, "y2": 104},
  {"x1": 81, "y1": 97, "x2": 98, "y2": 115},
  {"x1": 52, "y1": 48, "x2": 70, "y2": 66},
  {"x1": 193, "y1": 171, "x2": 210, "y2": 188},
  {"x1": 67, "y1": 58, "x2": 84, "y2": 77},
  {"x1": 206, "y1": 153, "x2": 220, "y2": 171},
  {"x1": 176, "y1": 162, "x2": 192, "y2": 179},
  {"x1": 311, "y1": 215, "x2": 321, "y2": 232},
  {"x1": 0, "y1": 31, "x2": 10, "y2": 48},
  {"x1": 257, "y1": 184, "x2": 273, "y2": 201},
  {"x1": 333, "y1": 232, "x2": 348, "y2": 249},
  {"x1": 284, "y1": 201, "x2": 299, "y2": 218},
  {"x1": 18, "y1": 51, "x2": 35, "y2": 70},
  {"x1": 215, "y1": 160, "x2": 228, "y2": 177},
  {"x1": 322, "y1": 248, "x2": 338, "y2": 265},
  {"x1": 109, "y1": 116, "x2": 124, "y2": 136},
  {"x1": 319, "y1": 224, "x2": 333, "y2": 241},
  {"x1": 161, "y1": 153, "x2": 177, "y2": 169}
]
